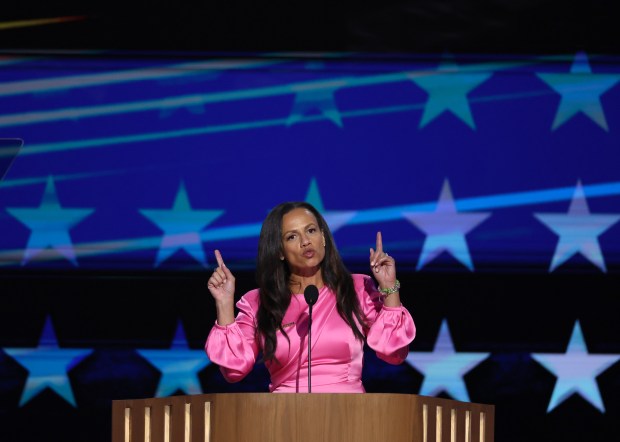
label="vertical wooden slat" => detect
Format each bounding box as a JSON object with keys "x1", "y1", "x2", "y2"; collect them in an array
[
  {"x1": 464, "y1": 410, "x2": 471, "y2": 442},
  {"x1": 145, "y1": 406, "x2": 151, "y2": 442},
  {"x1": 124, "y1": 407, "x2": 131, "y2": 442},
  {"x1": 436, "y1": 406, "x2": 443, "y2": 442},
  {"x1": 479, "y1": 412, "x2": 486, "y2": 442},
  {"x1": 423, "y1": 404, "x2": 428, "y2": 442},
  {"x1": 450, "y1": 409, "x2": 457, "y2": 442},
  {"x1": 164, "y1": 405, "x2": 171, "y2": 442},
  {"x1": 184, "y1": 403, "x2": 191, "y2": 442},
  {"x1": 204, "y1": 402, "x2": 211, "y2": 442}
]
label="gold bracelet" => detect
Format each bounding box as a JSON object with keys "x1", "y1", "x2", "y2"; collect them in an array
[{"x1": 379, "y1": 279, "x2": 400, "y2": 296}]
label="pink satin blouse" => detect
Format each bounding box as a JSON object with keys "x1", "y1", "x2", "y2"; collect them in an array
[{"x1": 205, "y1": 274, "x2": 415, "y2": 393}]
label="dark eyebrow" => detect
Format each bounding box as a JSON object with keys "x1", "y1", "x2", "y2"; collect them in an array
[{"x1": 282, "y1": 223, "x2": 317, "y2": 237}]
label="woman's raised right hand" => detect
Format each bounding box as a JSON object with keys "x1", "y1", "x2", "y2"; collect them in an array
[{"x1": 207, "y1": 250, "x2": 235, "y2": 304}]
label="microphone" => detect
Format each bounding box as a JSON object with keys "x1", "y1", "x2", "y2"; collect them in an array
[
  {"x1": 303, "y1": 284, "x2": 319, "y2": 393},
  {"x1": 304, "y1": 284, "x2": 319, "y2": 306}
]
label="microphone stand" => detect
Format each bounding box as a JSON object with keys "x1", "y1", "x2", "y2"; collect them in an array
[
  {"x1": 303, "y1": 284, "x2": 319, "y2": 393},
  {"x1": 307, "y1": 302, "x2": 313, "y2": 393}
]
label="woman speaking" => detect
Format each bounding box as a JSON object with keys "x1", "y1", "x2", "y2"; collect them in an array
[{"x1": 205, "y1": 201, "x2": 415, "y2": 393}]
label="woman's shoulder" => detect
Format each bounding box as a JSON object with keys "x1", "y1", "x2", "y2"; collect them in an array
[
  {"x1": 236, "y1": 288, "x2": 261, "y2": 311},
  {"x1": 351, "y1": 273, "x2": 376, "y2": 292},
  {"x1": 351, "y1": 273, "x2": 370, "y2": 283}
]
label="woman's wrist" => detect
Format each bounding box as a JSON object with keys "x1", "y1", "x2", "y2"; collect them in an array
[
  {"x1": 378, "y1": 279, "x2": 400, "y2": 295},
  {"x1": 379, "y1": 280, "x2": 401, "y2": 307},
  {"x1": 215, "y1": 299, "x2": 235, "y2": 326},
  {"x1": 382, "y1": 291, "x2": 401, "y2": 307}
]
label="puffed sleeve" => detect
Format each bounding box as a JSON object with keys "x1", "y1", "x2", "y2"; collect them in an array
[
  {"x1": 204, "y1": 290, "x2": 261, "y2": 383},
  {"x1": 354, "y1": 274, "x2": 416, "y2": 365}
]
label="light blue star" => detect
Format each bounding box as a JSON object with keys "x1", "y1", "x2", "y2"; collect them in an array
[
  {"x1": 408, "y1": 58, "x2": 492, "y2": 129},
  {"x1": 534, "y1": 181, "x2": 620, "y2": 272},
  {"x1": 286, "y1": 83, "x2": 343, "y2": 127},
  {"x1": 537, "y1": 52, "x2": 620, "y2": 131},
  {"x1": 139, "y1": 182, "x2": 224, "y2": 267},
  {"x1": 3, "y1": 316, "x2": 92, "y2": 406},
  {"x1": 5, "y1": 176, "x2": 94, "y2": 266},
  {"x1": 531, "y1": 321, "x2": 619, "y2": 412},
  {"x1": 136, "y1": 321, "x2": 211, "y2": 397},
  {"x1": 304, "y1": 177, "x2": 356, "y2": 233},
  {"x1": 403, "y1": 180, "x2": 491, "y2": 271},
  {"x1": 405, "y1": 320, "x2": 489, "y2": 402}
]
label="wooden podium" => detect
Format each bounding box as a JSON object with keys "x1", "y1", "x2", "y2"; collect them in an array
[{"x1": 112, "y1": 393, "x2": 494, "y2": 442}]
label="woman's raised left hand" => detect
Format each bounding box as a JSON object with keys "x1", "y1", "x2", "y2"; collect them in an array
[{"x1": 369, "y1": 231, "x2": 397, "y2": 289}]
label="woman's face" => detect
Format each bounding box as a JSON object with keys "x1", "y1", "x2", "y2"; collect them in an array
[{"x1": 280, "y1": 208, "x2": 326, "y2": 276}]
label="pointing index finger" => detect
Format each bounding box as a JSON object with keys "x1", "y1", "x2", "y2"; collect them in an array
[
  {"x1": 375, "y1": 231, "x2": 383, "y2": 254},
  {"x1": 214, "y1": 249, "x2": 225, "y2": 267}
]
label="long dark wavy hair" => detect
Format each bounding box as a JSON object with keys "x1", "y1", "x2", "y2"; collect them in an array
[{"x1": 256, "y1": 201, "x2": 368, "y2": 363}]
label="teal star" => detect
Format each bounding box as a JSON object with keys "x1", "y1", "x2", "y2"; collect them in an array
[
  {"x1": 286, "y1": 84, "x2": 343, "y2": 127},
  {"x1": 136, "y1": 321, "x2": 211, "y2": 397},
  {"x1": 139, "y1": 182, "x2": 224, "y2": 267},
  {"x1": 408, "y1": 58, "x2": 492, "y2": 129},
  {"x1": 537, "y1": 52, "x2": 620, "y2": 131},
  {"x1": 531, "y1": 321, "x2": 620, "y2": 412},
  {"x1": 6, "y1": 176, "x2": 94, "y2": 265},
  {"x1": 304, "y1": 177, "x2": 356, "y2": 233},
  {"x1": 534, "y1": 181, "x2": 620, "y2": 272},
  {"x1": 405, "y1": 320, "x2": 489, "y2": 402},
  {"x1": 3, "y1": 316, "x2": 93, "y2": 406},
  {"x1": 404, "y1": 180, "x2": 491, "y2": 271}
]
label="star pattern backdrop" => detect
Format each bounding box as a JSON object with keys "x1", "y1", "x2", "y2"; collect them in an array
[{"x1": 1, "y1": 50, "x2": 620, "y2": 442}]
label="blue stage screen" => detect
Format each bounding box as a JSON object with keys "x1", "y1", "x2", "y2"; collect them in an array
[{"x1": 0, "y1": 51, "x2": 618, "y2": 272}]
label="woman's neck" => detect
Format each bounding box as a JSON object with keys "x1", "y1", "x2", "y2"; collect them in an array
[{"x1": 288, "y1": 271, "x2": 324, "y2": 294}]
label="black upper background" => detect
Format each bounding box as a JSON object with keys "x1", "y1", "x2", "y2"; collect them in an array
[
  {"x1": 2, "y1": 3, "x2": 620, "y2": 441},
  {"x1": 1, "y1": 0, "x2": 619, "y2": 54}
]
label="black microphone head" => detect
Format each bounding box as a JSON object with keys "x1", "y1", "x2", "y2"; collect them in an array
[{"x1": 303, "y1": 284, "x2": 319, "y2": 306}]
